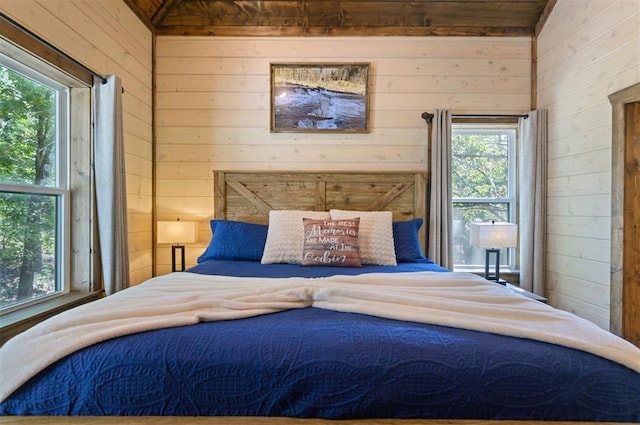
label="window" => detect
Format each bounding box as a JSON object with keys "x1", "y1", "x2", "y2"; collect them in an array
[
  {"x1": 0, "y1": 20, "x2": 95, "y2": 342},
  {"x1": 0, "y1": 54, "x2": 70, "y2": 312},
  {"x1": 452, "y1": 125, "x2": 517, "y2": 270}
]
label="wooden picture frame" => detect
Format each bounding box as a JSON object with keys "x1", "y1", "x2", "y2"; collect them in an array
[{"x1": 270, "y1": 63, "x2": 370, "y2": 133}]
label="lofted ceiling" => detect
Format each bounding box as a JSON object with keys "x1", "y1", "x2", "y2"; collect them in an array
[{"x1": 124, "y1": 0, "x2": 555, "y2": 37}]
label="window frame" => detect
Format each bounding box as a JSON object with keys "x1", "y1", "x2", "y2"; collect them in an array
[
  {"x1": 0, "y1": 50, "x2": 72, "y2": 313},
  {"x1": 0, "y1": 24, "x2": 96, "y2": 323},
  {"x1": 451, "y1": 123, "x2": 519, "y2": 271}
]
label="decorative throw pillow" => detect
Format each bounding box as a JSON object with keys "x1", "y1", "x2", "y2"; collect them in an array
[
  {"x1": 329, "y1": 210, "x2": 397, "y2": 266},
  {"x1": 261, "y1": 210, "x2": 331, "y2": 264},
  {"x1": 197, "y1": 220, "x2": 268, "y2": 263},
  {"x1": 301, "y1": 218, "x2": 362, "y2": 267},
  {"x1": 393, "y1": 218, "x2": 428, "y2": 262}
]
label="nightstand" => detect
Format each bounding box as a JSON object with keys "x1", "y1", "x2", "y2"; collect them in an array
[{"x1": 505, "y1": 282, "x2": 547, "y2": 303}]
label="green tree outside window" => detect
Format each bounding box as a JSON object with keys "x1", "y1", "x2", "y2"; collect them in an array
[{"x1": 0, "y1": 64, "x2": 59, "y2": 308}]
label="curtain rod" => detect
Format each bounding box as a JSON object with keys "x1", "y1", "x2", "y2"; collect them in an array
[
  {"x1": 1, "y1": 14, "x2": 108, "y2": 84},
  {"x1": 421, "y1": 112, "x2": 528, "y2": 123}
]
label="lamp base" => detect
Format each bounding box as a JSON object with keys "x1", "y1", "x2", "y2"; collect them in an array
[
  {"x1": 486, "y1": 278, "x2": 508, "y2": 286},
  {"x1": 171, "y1": 244, "x2": 186, "y2": 272},
  {"x1": 484, "y1": 248, "x2": 504, "y2": 284}
]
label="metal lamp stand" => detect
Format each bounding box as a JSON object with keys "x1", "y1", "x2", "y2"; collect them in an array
[
  {"x1": 484, "y1": 248, "x2": 506, "y2": 285},
  {"x1": 171, "y1": 244, "x2": 186, "y2": 272}
]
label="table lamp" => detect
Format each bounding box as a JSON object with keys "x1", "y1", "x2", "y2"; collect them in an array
[
  {"x1": 470, "y1": 221, "x2": 517, "y2": 284},
  {"x1": 157, "y1": 220, "x2": 196, "y2": 272}
]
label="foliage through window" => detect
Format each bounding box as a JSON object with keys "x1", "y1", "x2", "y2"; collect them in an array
[
  {"x1": 452, "y1": 126, "x2": 516, "y2": 269},
  {"x1": 0, "y1": 55, "x2": 69, "y2": 312}
]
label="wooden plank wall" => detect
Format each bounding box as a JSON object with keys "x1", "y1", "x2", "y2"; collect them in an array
[
  {"x1": 0, "y1": 0, "x2": 154, "y2": 285},
  {"x1": 154, "y1": 36, "x2": 532, "y2": 274},
  {"x1": 536, "y1": 0, "x2": 640, "y2": 329}
]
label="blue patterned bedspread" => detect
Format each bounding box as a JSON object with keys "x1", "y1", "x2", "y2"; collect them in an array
[
  {"x1": 187, "y1": 258, "x2": 450, "y2": 277},
  {"x1": 2, "y1": 261, "x2": 640, "y2": 420},
  {"x1": 2, "y1": 307, "x2": 640, "y2": 420}
]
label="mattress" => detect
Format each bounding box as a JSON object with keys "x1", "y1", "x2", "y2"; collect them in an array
[{"x1": 1, "y1": 265, "x2": 639, "y2": 421}]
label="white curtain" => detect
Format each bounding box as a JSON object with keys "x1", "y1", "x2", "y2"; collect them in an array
[
  {"x1": 518, "y1": 110, "x2": 547, "y2": 296},
  {"x1": 427, "y1": 109, "x2": 454, "y2": 270},
  {"x1": 94, "y1": 75, "x2": 130, "y2": 295}
]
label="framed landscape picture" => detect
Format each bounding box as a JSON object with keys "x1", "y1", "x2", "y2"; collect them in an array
[{"x1": 270, "y1": 63, "x2": 370, "y2": 133}]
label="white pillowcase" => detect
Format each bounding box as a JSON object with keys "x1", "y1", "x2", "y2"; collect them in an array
[
  {"x1": 261, "y1": 210, "x2": 331, "y2": 264},
  {"x1": 330, "y1": 209, "x2": 397, "y2": 266}
]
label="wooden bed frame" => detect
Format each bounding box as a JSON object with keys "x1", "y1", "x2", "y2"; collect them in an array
[
  {"x1": 214, "y1": 170, "x2": 429, "y2": 253},
  {"x1": 6, "y1": 171, "x2": 633, "y2": 425}
]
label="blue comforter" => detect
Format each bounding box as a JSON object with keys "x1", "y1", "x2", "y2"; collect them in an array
[
  {"x1": 187, "y1": 258, "x2": 449, "y2": 277},
  {"x1": 1, "y1": 261, "x2": 639, "y2": 421},
  {"x1": 2, "y1": 308, "x2": 640, "y2": 420}
]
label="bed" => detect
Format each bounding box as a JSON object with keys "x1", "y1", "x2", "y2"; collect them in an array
[{"x1": 0, "y1": 171, "x2": 639, "y2": 424}]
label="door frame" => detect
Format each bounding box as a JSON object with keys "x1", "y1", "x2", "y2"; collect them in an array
[{"x1": 609, "y1": 82, "x2": 640, "y2": 338}]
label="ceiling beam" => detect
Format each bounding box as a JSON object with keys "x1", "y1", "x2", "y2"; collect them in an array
[
  {"x1": 152, "y1": 0, "x2": 181, "y2": 27},
  {"x1": 534, "y1": 0, "x2": 557, "y2": 37},
  {"x1": 155, "y1": 25, "x2": 532, "y2": 37},
  {"x1": 123, "y1": 0, "x2": 155, "y2": 32},
  {"x1": 126, "y1": 0, "x2": 549, "y2": 37}
]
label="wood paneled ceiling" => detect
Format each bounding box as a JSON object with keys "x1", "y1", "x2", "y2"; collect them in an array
[{"x1": 124, "y1": 0, "x2": 555, "y2": 37}]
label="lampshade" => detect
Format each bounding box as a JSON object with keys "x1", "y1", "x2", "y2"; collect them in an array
[
  {"x1": 470, "y1": 222, "x2": 518, "y2": 248},
  {"x1": 157, "y1": 221, "x2": 196, "y2": 244}
]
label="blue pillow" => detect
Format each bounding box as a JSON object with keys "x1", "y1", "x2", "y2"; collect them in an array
[
  {"x1": 197, "y1": 220, "x2": 268, "y2": 263},
  {"x1": 198, "y1": 218, "x2": 425, "y2": 263},
  {"x1": 393, "y1": 218, "x2": 427, "y2": 262}
]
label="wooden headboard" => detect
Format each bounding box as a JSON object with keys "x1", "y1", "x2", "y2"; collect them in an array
[{"x1": 213, "y1": 170, "x2": 428, "y2": 252}]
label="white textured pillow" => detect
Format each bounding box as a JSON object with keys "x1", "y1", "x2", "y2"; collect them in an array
[
  {"x1": 329, "y1": 210, "x2": 397, "y2": 266},
  {"x1": 261, "y1": 210, "x2": 331, "y2": 264}
]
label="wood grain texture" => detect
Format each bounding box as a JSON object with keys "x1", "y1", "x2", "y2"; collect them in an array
[
  {"x1": 125, "y1": 0, "x2": 551, "y2": 36},
  {"x1": 214, "y1": 170, "x2": 427, "y2": 254},
  {"x1": 69, "y1": 87, "x2": 93, "y2": 292},
  {"x1": 153, "y1": 35, "x2": 531, "y2": 272},
  {"x1": 609, "y1": 82, "x2": 640, "y2": 337},
  {"x1": 623, "y1": 101, "x2": 640, "y2": 346},
  {"x1": 536, "y1": 0, "x2": 640, "y2": 330}
]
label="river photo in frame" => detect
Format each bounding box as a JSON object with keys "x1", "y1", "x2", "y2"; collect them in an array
[{"x1": 271, "y1": 63, "x2": 370, "y2": 133}]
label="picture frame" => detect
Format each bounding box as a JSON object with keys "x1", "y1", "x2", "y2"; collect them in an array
[{"x1": 270, "y1": 63, "x2": 370, "y2": 133}]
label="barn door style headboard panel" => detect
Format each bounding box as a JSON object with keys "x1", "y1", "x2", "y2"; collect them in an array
[{"x1": 213, "y1": 170, "x2": 429, "y2": 253}]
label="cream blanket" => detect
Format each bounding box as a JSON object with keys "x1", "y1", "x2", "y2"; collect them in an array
[{"x1": 1, "y1": 271, "x2": 639, "y2": 402}]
